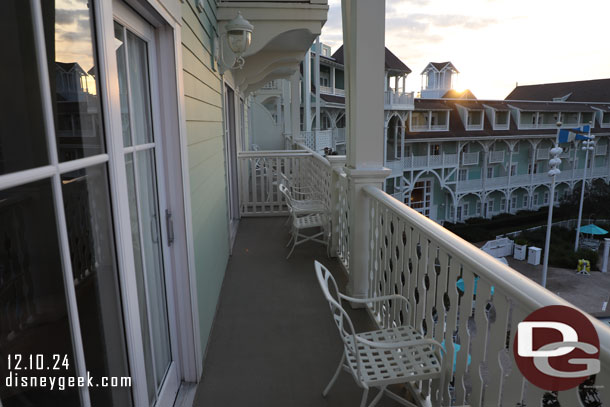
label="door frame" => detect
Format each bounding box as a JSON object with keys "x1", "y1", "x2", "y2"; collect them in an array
[{"x1": 94, "y1": 1, "x2": 202, "y2": 405}]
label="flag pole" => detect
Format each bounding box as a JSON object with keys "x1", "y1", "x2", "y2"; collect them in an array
[
  {"x1": 541, "y1": 122, "x2": 563, "y2": 288},
  {"x1": 574, "y1": 122, "x2": 594, "y2": 251}
]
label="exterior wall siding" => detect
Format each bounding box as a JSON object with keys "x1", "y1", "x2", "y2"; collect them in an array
[{"x1": 181, "y1": 0, "x2": 230, "y2": 357}]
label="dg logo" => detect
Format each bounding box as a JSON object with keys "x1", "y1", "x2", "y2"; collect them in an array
[{"x1": 513, "y1": 305, "x2": 600, "y2": 391}]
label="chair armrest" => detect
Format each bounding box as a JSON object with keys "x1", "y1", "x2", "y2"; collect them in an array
[
  {"x1": 338, "y1": 292, "x2": 409, "y2": 306},
  {"x1": 356, "y1": 336, "x2": 445, "y2": 355}
]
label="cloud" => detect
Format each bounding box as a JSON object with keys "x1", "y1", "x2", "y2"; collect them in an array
[
  {"x1": 55, "y1": 8, "x2": 89, "y2": 25},
  {"x1": 386, "y1": 13, "x2": 498, "y2": 33}
]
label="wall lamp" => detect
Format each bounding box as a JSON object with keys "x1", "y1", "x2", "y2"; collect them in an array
[{"x1": 216, "y1": 12, "x2": 253, "y2": 72}]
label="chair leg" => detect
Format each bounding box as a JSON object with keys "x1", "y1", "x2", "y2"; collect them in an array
[
  {"x1": 286, "y1": 232, "x2": 298, "y2": 259},
  {"x1": 360, "y1": 388, "x2": 369, "y2": 407},
  {"x1": 367, "y1": 386, "x2": 386, "y2": 407},
  {"x1": 322, "y1": 353, "x2": 345, "y2": 397}
]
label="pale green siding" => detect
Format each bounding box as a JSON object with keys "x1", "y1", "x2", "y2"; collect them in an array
[{"x1": 181, "y1": 0, "x2": 230, "y2": 357}]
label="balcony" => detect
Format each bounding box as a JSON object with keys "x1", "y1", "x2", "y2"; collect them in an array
[
  {"x1": 384, "y1": 90, "x2": 415, "y2": 110},
  {"x1": 597, "y1": 145, "x2": 608, "y2": 156},
  {"x1": 536, "y1": 148, "x2": 550, "y2": 160},
  {"x1": 386, "y1": 154, "x2": 458, "y2": 176},
  {"x1": 228, "y1": 147, "x2": 610, "y2": 406},
  {"x1": 462, "y1": 151, "x2": 479, "y2": 165},
  {"x1": 320, "y1": 85, "x2": 346, "y2": 97},
  {"x1": 488, "y1": 150, "x2": 505, "y2": 164}
]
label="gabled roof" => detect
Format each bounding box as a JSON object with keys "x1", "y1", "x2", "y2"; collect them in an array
[
  {"x1": 442, "y1": 89, "x2": 476, "y2": 99},
  {"x1": 331, "y1": 46, "x2": 411, "y2": 74},
  {"x1": 420, "y1": 61, "x2": 459, "y2": 75},
  {"x1": 413, "y1": 99, "x2": 452, "y2": 110},
  {"x1": 454, "y1": 100, "x2": 485, "y2": 110},
  {"x1": 505, "y1": 78, "x2": 610, "y2": 103}
]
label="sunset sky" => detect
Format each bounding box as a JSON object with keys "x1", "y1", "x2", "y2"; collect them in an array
[{"x1": 321, "y1": 0, "x2": 610, "y2": 99}]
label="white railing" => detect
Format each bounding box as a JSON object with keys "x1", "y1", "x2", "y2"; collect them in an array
[
  {"x1": 334, "y1": 128, "x2": 346, "y2": 144},
  {"x1": 462, "y1": 152, "x2": 479, "y2": 165},
  {"x1": 536, "y1": 148, "x2": 550, "y2": 160},
  {"x1": 261, "y1": 80, "x2": 277, "y2": 90},
  {"x1": 489, "y1": 150, "x2": 505, "y2": 164},
  {"x1": 362, "y1": 186, "x2": 610, "y2": 406},
  {"x1": 596, "y1": 145, "x2": 608, "y2": 156},
  {"x1": 335, "y1": 169, "x2": 350, "y2": 270},
  {"x1": 319, "y1": 86, "x2": 345, "y2": 97},
  {"x1": 237, "y1": 150, "x2": 331, "y2": 216},
  {"x1": 457, "y1": 178, "x2": 482, "y2": 191},
  {"x1": 300, "y1": 130, "x2": 333, "y2": 154},
  {"x1": 384, "y1": 90, "x2": 415, "y2": 109}
]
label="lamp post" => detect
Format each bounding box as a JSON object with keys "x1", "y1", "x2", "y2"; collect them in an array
[
  {"x1": 541, "y1": 122, "x2": 563, "y2": 288},
  {"x1": 574, "y1": 124, "x2": 595, "y2": 251}
]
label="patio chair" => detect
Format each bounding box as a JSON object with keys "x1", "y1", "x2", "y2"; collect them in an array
[
  {"x1": 279, "y1": 183, "x2": 326, "y2": 218},
  {"x1": 285, "y1": 213, "x2": 328, "y2": 258},
  {"x1": 314, "y1": 261, "x2": 446, "y2": 407}
]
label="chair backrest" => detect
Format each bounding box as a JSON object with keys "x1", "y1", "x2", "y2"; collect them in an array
[
  {"x1": 314, "y1": 261, "x2": 363, "y2": 381},
  {"x1": 278, "y1": 183, "x2": 294, "y2": 207}
]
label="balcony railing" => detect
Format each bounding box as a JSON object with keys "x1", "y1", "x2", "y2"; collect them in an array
[
  {"x1": 386, "y1": 154, "x2": 459, "y2": 175},
  {"x1": 384, "y1": 90, "x2": 415, "y2": 109},
  {"x1": 489, "y1": 150, "x2": 505, "y2": 164},
  {"x1": 462, "y1": 151, "x2": 479, "y2": 165},
  {"x1": 237, "y1": 145, "x2": 610, "y2": 406},
  {"x1": 261, "y1": 80, "x2": 277, "y2": 90},
  {"x1": 319, "y1": 86, "x2": 345, "y2": 97},
  {"x1": 536, "y1": 148, "x2": 550, "y2": 160},
  {"x1": 596, "y1": 145, "x2": 608, "y2": 156}
]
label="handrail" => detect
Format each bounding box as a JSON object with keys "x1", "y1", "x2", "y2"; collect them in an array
[
  {"x1": 362, "y1": 185, "x2": 610, "y2": 357},
  {"x1": 238, "y1": 150, "x2": 311, "y2": 158}
]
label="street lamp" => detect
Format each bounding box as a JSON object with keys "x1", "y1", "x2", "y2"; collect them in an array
[
  {"x1": 541, "y1": 122, "x2": 563, "y2": 288},
  {"x1": 574, "y1": 124, "x2": 595, "y2": 251}
]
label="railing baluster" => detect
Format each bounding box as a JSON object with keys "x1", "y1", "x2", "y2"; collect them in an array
[
  {"x1": 557, "y1": 386, "x2": 585, "y2": 407},
  {"x1": 503, "y1": 306, "x2": 528, "y2": 406},
  {"x1": 454, "y1": 270, "x2": 475, "y2": 405},
  {"x1": 470, "y1": 277, "x2": 493, "y2": 406},
  {"x1": 485, "y1": 292, "x2": 510, "y2": 406}
]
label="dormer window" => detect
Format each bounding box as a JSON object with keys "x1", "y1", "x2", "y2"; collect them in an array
[
  {"x1": 467, "y1": 110, "x2": 483, "y2": 129},
  {"x1": 602, "y1": 112, "x2": 610, "y2": 127},
  {"x1": 538, "y1": 112, "x2": 559, "y2": 126},
  {"x1": 581, "y1": 112, "x2": 593, "y2": 125},
  {"x1": 495, "y1": 110, "x2": 509, "y2": 129}
]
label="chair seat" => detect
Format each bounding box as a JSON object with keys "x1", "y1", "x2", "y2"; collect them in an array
[
  {"x1": 292, "y1": 200, "x2": 326, "y2": 214},
  {"x1": 346, "y1": 326, "x2": 441, "y2": 386},
  {"x1": 293, "y1": 213, "x2": 326, "y2": 228}
]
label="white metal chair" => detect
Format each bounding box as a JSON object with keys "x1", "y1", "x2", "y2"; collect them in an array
[
  {"x1": 285, "y1": 213, "x2": 328, "y2": 258},
  {"x1": 314, "y1": 261, "x2": 446, "y2": 407},
  {"x1": 278, "y1": 183, "x2": 326, "y2": 218}
]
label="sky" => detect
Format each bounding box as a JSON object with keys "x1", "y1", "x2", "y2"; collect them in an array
[{"x1": 321, "y1": 0, "x2": 610, "y2": 100}]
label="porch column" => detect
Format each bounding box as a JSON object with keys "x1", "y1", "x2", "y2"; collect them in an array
[
  {"x1": 328, "y1": 155, "x2": 347, "y2": 257},
  {"x1": 314, "y1": 36, "x2": 321, "y2": 134},
  {"x1": 342, "y1": 0, "x2": 390, "y2": 301},
  {"x1": 602, "y1": 238, "x2": 610, "y2": 273},
  {"x1": 331, "y1": 66, "x2": 336, "y2": 94},
  {"x1": 290, "y1": 72, "x2": 301, "y2": 145},
  {"x1": 304, "y1": 49, "x2": 312, "y2": 132}
]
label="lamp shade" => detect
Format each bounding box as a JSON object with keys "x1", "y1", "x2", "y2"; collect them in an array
[{"x1": 226, "y1": 12, "x2": 253, "y2": 54}]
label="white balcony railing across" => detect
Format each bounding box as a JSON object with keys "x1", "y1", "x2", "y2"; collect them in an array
[
  {"x1": 488, "y1": 150, "x2": 505, "y2": 164},
  {"x1": 596, "y1": 144, "x2": 608, "y2": 156},
  {"x1": 384, "y1": 90, "x2": 415, "y2": 108},
  {"x1": 362, "y1": 186, "x2": 610, "y2": 406},
  {"x1": 462, "y1": 151, "x2": 479, "y2": 165},
  {"x1": 536, "y1": 148, "x2": 550, "y2": 160}
]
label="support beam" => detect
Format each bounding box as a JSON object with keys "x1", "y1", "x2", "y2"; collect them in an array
[
  {"x1": 315, "y1": 36, "x2": 321, "y2": 134},
  {"x1": 602, "y1": 238, "x2": 610, "y2": 273},
  {"x1": 342, "y1": 0, "x2": 390, "y2": 301}
]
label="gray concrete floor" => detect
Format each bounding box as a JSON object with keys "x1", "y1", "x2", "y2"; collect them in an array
[
  {"x1": 192, "y1": 217, "x2": 404, "y2": 407},
  {"x1": 506, "y1": 257, "x2": 610, "y2": 315}
]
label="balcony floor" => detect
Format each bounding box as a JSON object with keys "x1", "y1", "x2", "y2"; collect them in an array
[{"x1": 192, "y1": 217, "x2": 403, "y2": 407}]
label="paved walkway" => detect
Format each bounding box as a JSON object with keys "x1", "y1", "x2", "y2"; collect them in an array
[{"x1": 506, "y1": 257, "x2": 610, "y2": 315}]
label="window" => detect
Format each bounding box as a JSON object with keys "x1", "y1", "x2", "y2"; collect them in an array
[
  {"x1": 543, "y1": 191, "x2": 549, "y2": 205},
  {"x1": 458, "y1": 169, "x2": 468, "y2": 181},
  {"x1": 411, "y1": 111, "x2": 429, "y2": 129},
  {"x1": 476, "y1": 201, "x2": 482, "y2": 216},
  {"x1": 487, "y1": 167, "x2": 494, "y2": 178},
  {"x1": 404, "y1": 145, "x2": 411, "y2": 156},
  {"x1": 528, "y1": 163, "x2": 538, "y2": 174},
  {"x1": 500, "y1": 198, "x2": 506, "y2": 211},
  {"x1": 467, "y1": 111, "x2": 483, "y2": 127},
  {"x1": 430, "y1": 111, "x2": 448, "y2": 128},
  {"x1": 520, "y1": 112, "x2": 537, "y2": 126},
  {"x1": 511, "y1": 196, "x2": 517, "y2": 211},
  {"x1": 463, "y1": 203, "x2": 470, "y2": 217},
  {"x1": 603, "y1": 113, "x2": 610, "y2": 125},
  {"x1": 523, "y1": 195, "x2": 528, "y2": 208},
  {"x1": 513, "y1": 142, "x2": 520, "y2": 153},
  {"x1": 534, "y1": 193, "x2": 539, "y2": 205},
  {"x1": 510, "y1": 164, "x2": 517, "y2": 176},
  {"x1": 495, "y1": 110, "x2": 509, "y2": 127},
  {"x1": 581, "y1": 112, "x2": 593, "y2": 125},
  {"x1": 562, "y1": 112, "x2": 579, "y2": 125},
  {"x1": 554, "y1": 190, "x2": 559, "y2": 202},
  {"x1": 429, "y1": 144, "x2": 441, "y2": 156},
  {"x1": 539, "y1": 112, "x2": 559, "y2": 126},
  {"x1": 320, "y1": 76, "x2": 329, "y2": 87}
]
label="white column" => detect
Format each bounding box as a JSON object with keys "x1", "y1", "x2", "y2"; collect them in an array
[
  {"x1": 315, "y1": 36, "x2": 321, "y2": 134},
  {"x1": 331, "y1": 66, "x2": 336, "y2": 94},
  {"x1": 290, "y1": 73, "x2": 301, "y2": 145},
  {"x1": 342, "y1": 0, "x2": 390, "y2": 301},
  {"x1": 602, "y1": 238, "x2": 610, "y2": 273},
  {"x1": 304, "y1": 49, "x2": 312, "y2": 132}
]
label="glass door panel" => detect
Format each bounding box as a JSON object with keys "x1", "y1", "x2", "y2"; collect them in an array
[{"x1": 115, "y1": 20, "x2": 173, "y2": 406}]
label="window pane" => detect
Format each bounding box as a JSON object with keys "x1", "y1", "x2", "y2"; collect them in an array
[
  {"x1": 0, "y1": 180, "x2": 79, "y2": 406},
  {"x1": 126, "y1": 31, "x2": 154, "y2": 145},
  {"x1": 114, "y1": 22, "x2": 132, "y2": 147},
  {"x1": 62, "y1": 164, "x2": 132, "y2": 406},
  {"x1": 43, "y1": 0, "x2": 106, "y2": 161},
  {"x1": 0, "y1": 0, "x2": 49, "y2": 175}
]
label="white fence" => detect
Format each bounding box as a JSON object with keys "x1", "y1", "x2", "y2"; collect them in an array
[
  {"x1": 489, "y1": 150, "x2": 505, "y2": 164},
  {"x1": 462, "y1": 151, "x2": 479, "y2": 165},
  {"x1": 384, "y1": 90, "x2": 415, "y2": 108}
]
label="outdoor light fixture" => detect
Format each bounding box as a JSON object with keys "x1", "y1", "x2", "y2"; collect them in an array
[{"x1": 217, "y1": 12, "x2": 253, "y2": 72}]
